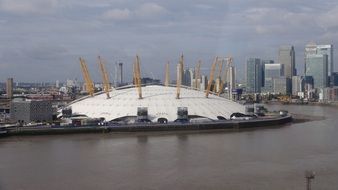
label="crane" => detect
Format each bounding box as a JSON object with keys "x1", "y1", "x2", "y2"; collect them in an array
[
  {"x1": 176, "y1": 54, "x2": 183, "y2": 99},
  {"x1": 205, "y1": 57, "x2": 218, "y2": 98},
  {"x1": 134, "y1": 55, "x2": 142, "y2": 99},
  {"x1": 165, "y1": 62, "x2": 170, "y2": 86},
  {"x1": 79, "y1": 57, "x2": 94, "y2": 96},
  {"x1": 195, "y1": 60, "x2": 201, "y2": 89},
  {"x1": 97, "y1": 56, "x2": 111, "y2": 99}
]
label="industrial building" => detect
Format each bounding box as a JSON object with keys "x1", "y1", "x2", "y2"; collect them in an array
[{"x1": 10, "y1": 99, "x2": 53, "y2": 123}]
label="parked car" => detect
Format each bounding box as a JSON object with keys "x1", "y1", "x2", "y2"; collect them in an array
[{"x1": 230, "y1": 112, "x2": 256, "y2": 120}]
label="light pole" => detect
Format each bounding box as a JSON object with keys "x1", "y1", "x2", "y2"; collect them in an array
[{"x1": 305, "y1": 170, "x2": 315, "y2": 190}]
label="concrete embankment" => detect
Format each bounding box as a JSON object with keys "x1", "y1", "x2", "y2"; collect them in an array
[{"x1": 1, "y1": 115, "x2": 292, "y2": 137}]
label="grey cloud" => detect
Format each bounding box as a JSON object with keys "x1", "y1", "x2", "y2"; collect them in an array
[
  {"x1": 1, "y1": 0, "x2": 338, "y2": 82},
  {"x1": 101, "y1": 2, "x2": 167, "y2": 21},
  {"x1": 0, "y1": 0, "x2": 58, "y2": 14}
]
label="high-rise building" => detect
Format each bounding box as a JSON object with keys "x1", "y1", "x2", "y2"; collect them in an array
[
  {"x1": 305, "y1": 54, "x2": 328, "y2": 89},
  {"x1": 261, "y1": 60, "x2": 274, "y2": 87},
  {"x1": 278, "y1": 45, "x2": 295, "y2": 78},
  {"x1": 317, "y1": 45, "x2": 333, "y2": 76},
  {"x1": 263, "y1": 63, "x2": 283, "y2": 93},
  {"x1": 227, "y1": 66, "x2": 236, "y2": 98},
  {"x1": 273, "y1": 77, "x2": 291, "y2": 94},
  {"x1": 246, "y1": 58, "x2": 262, "y2": 93},
  {"x1": 118, "y1": 62, "x2": 123, "y2": 84},
  {"x1": 200, "y1": 75, "x2": 208, "y2": 91},
  {"x1": 331, "y1": 72, "x2": 338, "y2": 87},
  {"x1": 115, "y1": 62, "x2": 123, "y2": 87},
  {"x1": 6, "y1": 78, "x2": 13, "y2": 99},
  {"x1": 182, "y1": 68, "x2": 194, "y2": 87},
  {"x1": 292, "y1": 76, "x2": 305, "y2": 96},
  {"x1": 305, "y1": 43, "x2": 333, "y2": 77}
]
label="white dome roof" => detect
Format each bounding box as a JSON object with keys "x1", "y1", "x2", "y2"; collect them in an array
[{"x1": 69, "y1": 85, "x2": 245, "y2": 122}]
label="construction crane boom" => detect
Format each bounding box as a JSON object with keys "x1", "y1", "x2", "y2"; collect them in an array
[
  {"x1": 79, "y1": 57, "x2": 94, "y2": 96},
  {"x1": 97, "y1": 56, "x2": 111, "y2": 99},
  {"x1": 205, "y1": 57, "x2": 218, "y2": 98}
]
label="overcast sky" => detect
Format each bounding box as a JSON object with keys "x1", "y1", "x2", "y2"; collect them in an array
[{"x1": 0, "y1": 0, "x2": 338, "y2": 83}]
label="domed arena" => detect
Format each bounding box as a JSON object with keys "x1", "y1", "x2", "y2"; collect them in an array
[{"x1": 68, "y1": 85, "x2": 246, "y2": 123}]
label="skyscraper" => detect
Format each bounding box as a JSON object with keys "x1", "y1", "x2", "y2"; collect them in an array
[
  {"x1": 246, "y1": 58, "x2": 262, "y2": 93},
  {"x1": 263, "y1": 63, "x2": 283, "y2": 93},
  {"x1": 115, "y1": 62, "x2": 123, "y2": 87},
  {"x1": 261, "y1": 59, "x2": 274, "y2": 87},
  {"x1": 182, "y1": 68, "x2": 194, "y2": 87},
  {"x1": 273, "y1": 77, "x2": 291, "y2": 94},
  {"x1": 278, "y1": 45, "x2": 295, "y2": 78},
  {"x1": 305, "y1": 54, "x2": 328, "y2": 89},
  {"x1": 6, "y1": 78, "x2": 13, "y2": 99},
  {"x1": 227, "y1": 65, "x2": 236, "y2": 98},
  {"x1": 305, "y1": 43, "x2": 333, "y2": 76},
  {"x1": 292, "y1": 76, "x2": 305, "y2": 96}
]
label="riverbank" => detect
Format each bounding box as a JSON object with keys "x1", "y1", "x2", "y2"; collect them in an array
[{"x1": 1, "y1": 115, "x2": 292, "y2": 137}]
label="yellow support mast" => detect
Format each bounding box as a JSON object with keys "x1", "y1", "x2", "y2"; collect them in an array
[
  {"x1": 79, "y1": 57, "x2": 94, "y2": 96},
  {"x1": 195, "y1": 60, "x2": 201, "y2": 89},
  {"x1": 165, "y1": 62, "x2": 170, "y2": 86},
  {"x1": 135, "y1": 55, "x2": 142, "y2": 99},
  {"x1": 176, "y1": 54, "x2": 183, "y2": 99},
  {"x1": 97, "y1": 56, "x2": 111, "y2": 99},
  {"x1": 205, "y1": 57, "x2": 218, "y2": 98},
  {"x1": 213, "y1": 58, "x2": 223, "y2": 93}
]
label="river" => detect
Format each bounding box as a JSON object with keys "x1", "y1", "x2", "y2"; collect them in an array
[{"x1": 0, "y1": 105, "x2": 338, "y2": 190}]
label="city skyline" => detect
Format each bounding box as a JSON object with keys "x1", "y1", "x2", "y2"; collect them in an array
[{"x1": 0, "y1": 1, "x2": 338, "y2": 82}]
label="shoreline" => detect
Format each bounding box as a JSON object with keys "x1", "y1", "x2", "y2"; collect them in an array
[{"x1": 1, "y1": 115, "x2": 292, "y2": 137}]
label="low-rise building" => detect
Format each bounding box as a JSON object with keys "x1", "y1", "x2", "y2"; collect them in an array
[{"x1": 10, "y1": 99, "x2": 53, "y2": 123}]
